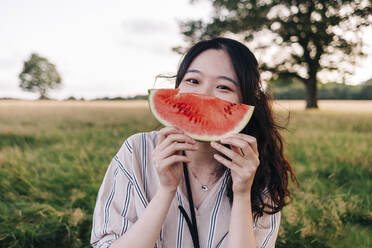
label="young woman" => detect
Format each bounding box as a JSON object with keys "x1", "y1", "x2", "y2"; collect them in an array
[{"x1": 90, "y1": 37, "x2": 296, "y2": 248}]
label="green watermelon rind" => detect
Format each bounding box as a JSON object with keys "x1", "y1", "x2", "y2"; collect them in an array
[{"x1": 148, "y1": 89, "x2": 255, "y2": 142}]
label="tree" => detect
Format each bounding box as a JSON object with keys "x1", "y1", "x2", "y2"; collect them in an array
[
  {"x1": 19, "y1": 53, "x2": 62, "y2": 99},
  {"x1": 176, "y1": 0, "x2": 372, "y2": 108}
]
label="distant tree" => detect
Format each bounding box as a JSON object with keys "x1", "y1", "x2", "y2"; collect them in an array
[
  {"x1": 19, "y1": 53, "x2": 62, "y2": 99},
  {"x1": 65, "y1": 96, "x2": 76, "y2": 101},
  {"x1": 177, "y1": 0, "x2": 371, "y2": 108},
  {"x1": 362, "y1": 78, "x2": 372, "y2": 85}
]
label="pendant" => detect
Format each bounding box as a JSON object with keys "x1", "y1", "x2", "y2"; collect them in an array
[{"x1": 201, "y1": 185, "x2": 208, "y2": 191}]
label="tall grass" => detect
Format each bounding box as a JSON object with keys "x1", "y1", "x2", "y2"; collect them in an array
[
  {"x1": 0, "y1": 100, "x2": 371, "y2": 247},
  {"x1": 276, "y1": 109, "x2": 372, "y2": 248}
]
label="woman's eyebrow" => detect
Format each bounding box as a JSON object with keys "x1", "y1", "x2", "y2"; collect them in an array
[
  {"x1": 185, "y1": 69, "x2": 238, "y2": 86},
  {"x1": 185, "y1": 69, "x2": 202, "y2": 74},
  {"x1": 218, "y1": 75, "x2": 238, "y2": 86}
]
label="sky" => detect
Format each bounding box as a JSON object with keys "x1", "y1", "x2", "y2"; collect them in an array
[{"x1": 0, "y1": 0, "x2": 371, "y2": 100}]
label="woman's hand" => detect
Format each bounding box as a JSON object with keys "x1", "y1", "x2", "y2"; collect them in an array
[
  {"x1": 152, "y1": 126, "x2": 198, "y2": 194},
  {"x1": 210, "y1": 133, "x2": 259, "y2": 196}
]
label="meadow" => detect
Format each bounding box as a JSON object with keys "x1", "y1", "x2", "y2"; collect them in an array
[{"x1": 0, "y1": 100, "x2": 371, "y2": 248}]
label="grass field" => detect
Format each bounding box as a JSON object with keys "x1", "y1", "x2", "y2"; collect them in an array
[{"x1": 0, "y1": 100, "x2": 371, "y2": 248}]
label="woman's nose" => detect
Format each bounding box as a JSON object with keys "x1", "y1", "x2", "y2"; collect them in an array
[{"x1": 199, "y1": 83, "x2": 214, "y2": 97}]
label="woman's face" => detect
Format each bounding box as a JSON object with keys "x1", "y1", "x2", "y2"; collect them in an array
[{"x1": 178, "y1": 49, "x2": 242, "y2": 103}]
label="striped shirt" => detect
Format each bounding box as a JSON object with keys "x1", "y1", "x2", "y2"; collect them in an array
[{"x1": 90, "y1": 131, "x2": 280, "y2": 248}]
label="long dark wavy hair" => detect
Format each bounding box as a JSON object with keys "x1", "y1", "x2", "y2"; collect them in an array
[{"x1": 173, "y1": 37, "x2": 298, "y2": 220}]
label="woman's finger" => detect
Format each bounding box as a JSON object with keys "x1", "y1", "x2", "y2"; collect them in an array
[
  {"x1": 158, "y1": 154, "x2": 191, "y2": 169},
  {"x1": 160, "y1": 142, "x2": 198, "y2": 159},
  {"x1": 233, "y1": 133, "x2": 258, "y2": 155},
  {"x1": 158, "y1": 133, "x2": 196, "y2": 151},
  {"x1": 213, "y1": 153, "x2": 241, "y2": 172},
  {"x1": 220, "y1": 137, "x2": 245, "y2": 157},
  {"x1": 210, "y1": 141, "x2": 245, "y2": 166},
  {"x1": 220, "y1": 136, "x2": 256, "y2": 159},
  {"x1": 157, "y1": 126, "x2": 184, "y2": 146}
]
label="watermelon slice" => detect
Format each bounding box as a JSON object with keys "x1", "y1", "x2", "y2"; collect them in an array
[{"x1": 148, "y1": 88, "x2": 254, "y2": 141}]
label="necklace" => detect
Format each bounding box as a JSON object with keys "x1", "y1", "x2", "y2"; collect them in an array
[{"x1": 190, "y1": 169, "x2": 215, "y2": 191}]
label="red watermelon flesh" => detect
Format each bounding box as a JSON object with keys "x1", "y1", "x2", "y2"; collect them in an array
[{"x1": 148, "y1": 88, "x2": 254, "y2": 141}]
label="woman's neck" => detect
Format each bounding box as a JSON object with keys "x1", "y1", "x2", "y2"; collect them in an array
[{"x1": 184, "y1": 140, "x2": 225, "y2": 179}]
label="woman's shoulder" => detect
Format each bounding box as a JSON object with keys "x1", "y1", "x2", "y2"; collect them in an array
[
  {"x1": 113, "y1": 130, "x2": 160, "y2": 173},
  {"x1": 125, "y1": 130, "x2": 159, "y2": 146},
  {"x1": 118, "y1": 130, "x2": 160, "y2": 155}
]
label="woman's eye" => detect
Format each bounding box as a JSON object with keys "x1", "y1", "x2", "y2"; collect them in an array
[
  {"x1": 186, "y1": 79, "x2": 199, "y2": 84},
  {"x1": 217, "y1": 85, "x2": 231, "y2": 91}
]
